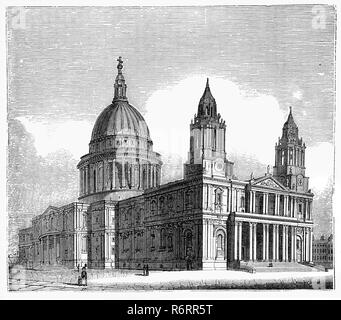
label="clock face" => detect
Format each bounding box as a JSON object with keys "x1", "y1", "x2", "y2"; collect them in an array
[
  {"x1": 214, "y1": 159, "x2": 224, "y2": 172},
  {"x1": 298, "y1": 176, "x2": 303, "y2": 186}
]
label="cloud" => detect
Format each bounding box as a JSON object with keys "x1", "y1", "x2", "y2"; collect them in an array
[
  {"x1": 17, "y1": 117, "x2": 93, "y2": 160},
  {"x1": 293, "y1": 90, "x2": 303, "y2": 100},
  {"x1": 305, "y1": 142, "x2": 334, "y2": 192},
  {"x1": 145, "y1": 75, "x2": 285, "y2": 166}
]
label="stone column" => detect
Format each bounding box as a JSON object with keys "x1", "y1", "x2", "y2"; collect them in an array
[
  {"x1": 285, "y1": 226, "x2": 289, "y2": 261},
  {"x1": 40, "y1": 239, "x2": 43, "y2": 264},
  {"x1": 79, "y1": 169, "x2": 83, "y2": 195},
  {"x1": 302, "y1": 228, "x2": 306, "y2": 262},
  {"x1": 252, "y1": 192, "x2": 256, "y2": 213},
  {"x1": 262, "y1": 224, "x2": 266, "y2": 261},
  {"x1": 284, "y1": 226, "x2": 289, "y2": 262},
  {"x1": 305, "y1": 228, "x2": 309, "y2": 262},
  {"x1": 123, "y1": 161, "x2": 127, "y2": 188},
  {"x1": 136, "y1": 164, "x2": 140, "y2": 188},
  {"x1": 249, "y1": 191, "x2": 253, "y2": 213},
  {"x1": 208, "y1": 222, "x2": 213, "y2": 259},
  {"x1": 294, "y1": 227, "x2": 297, "y2": 261},
  {"x1": 307, "y1": 228, "x2": 310, "y2": 262},
  {"x1": 266, "y1": 224, "x2": 270, "y2": 261},
  {"x1": 54, "y1": 235, "x2": 57, "y2": 264},
  {"x1": 284, "y1": 196, "x2": 288, "y2": 216},
  {"x1": 212, "y1": 224, "x2": 216, "y2": 260},
  {"x1": 227, "y1": 187, "x2": 231, "y2": 212},
  {"x1": 130, "y1": 163, "x2": 135, "y2": 189},
  {"x1": 249, "y1": 222, "x2": 253, "y2": 261},
  {"x1": 46, "y1": 236, "x2": 50, "y2": 264},
  {"x1": 234, "y1": 222, "x2": 238, "y2": 260},
  {"x1": 286, "y1": 226, "x2": 290, "y2": 261},
  {"x1": 291, "y1": 226, "x2": 295, "y2": 262},
  {"x1": 309, "y1": 228, "x2": 313, "y2": 262},
  {"x1": 101, "y1": 160, "x2": 104, "y2": 191},
  {"x1": 281, "y1": 226, "x2": 285, "y2": 262},
  {"x1": 235, "y1": 189, "x2": 239, "y2": 211},
  {"x1": 273, "y1": 194, "x2": 276, "y2": 215},
  {"x1": 207, "y1": 185, "x2": 211, "y2": 210},
  {"x1": 262, "y1": 193, "x2": 267, "y2": 214},
  {"x1": 85, "y1": 166, "x2": 88, "y2": 194},
  {"x1": 272, "y1": 225, "x2": 276, "y2": 261},
  {"x1": 238, "y1": 222, "x2": 242, "y2": 260},
  {"x1": 253, "y1": 223, "x2": 257, "y2": 261},
  {"x1": 112, "y1": 161, "x2": 116, "y2": 189},
  {"x1": 203, "y1": 220, "x2": 207, "y2": 260},
  {"x1": 293, "y1": 197, "x2": 297, "y2": 218},
  {"x1": 276, "y1": 225, "x2": 280, "y2": 261}
]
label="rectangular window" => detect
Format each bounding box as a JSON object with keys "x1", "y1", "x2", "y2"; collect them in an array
[{"x1": 82, "y1": 237, "x2": 87, "y2": 253}]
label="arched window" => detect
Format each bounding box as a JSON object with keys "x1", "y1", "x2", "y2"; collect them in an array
[
  {"x1": 184, "y1": 230, "x2": 193, "y2": 255},
  {"x1": 152, "y1": 167, "x2": 155, "y2": 187},
  {"x1": 151, "y1": 200, "x2": 157, "y2": 215},
  {"x1": 83, "y1": 213, "x2": 87, "y2": 228},
  {"x1": 151, "y1": 233, "x2": 155, "y2": 249},
  {"x1": 217, "y1": 234, "x2": 223, "y2": 250},
  {"x1": 82, "y1": 236, "x2": 87, "y2": 253},
  {"x1": 156, "y1": 170, "x2": 159, "y2": 187},
  {"x1": 63, "y1": 215, "x2": 67, "y2": 230},
  {"x1": 240, "y1": 196, "x2": 245, "y2": 210},
  {"x1": 93, "y1": 170, "x2": 96, "y2": 192},
  {"x1": 159, "y1": 196, "x2": 165, "y2": 213},
  {"x1": 142, "y1": 168, "x2": 147, "y2": 189},
  {"x1": 160, "y1": 228, "x2": 166, "y2": 248},
  {"x1": 136, "y1": 210, "x2": 141, "y2": 224},
  {"x1": 215, "y1": 188, "x2": 223, "y2": 206},
  {"x1": 128, "y1": 165, "x2": 132, "y2": 189},
  {"x1": 216, "y1": 230, "x2": 225, "y2": 258},
  {"x1": 167, "y1": 234, "x2": 173, "y2": 251},
  {"x1": 213, "y1": 129, "x2": 217, "y2": 150}
]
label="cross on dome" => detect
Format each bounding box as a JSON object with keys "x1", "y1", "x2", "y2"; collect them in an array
[{"x1": 117, "y1": 56, "x2": 124, "y2": 73}]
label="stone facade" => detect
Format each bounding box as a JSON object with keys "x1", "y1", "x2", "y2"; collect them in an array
[
  {"x1": 18, "y1": 58, "x2": 314, "y2": 270},
  {"x1": 313, "y1": 235, "x2": 333, "y2": 268}
]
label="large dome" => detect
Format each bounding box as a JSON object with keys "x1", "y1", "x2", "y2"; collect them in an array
[
  {"x1": 91, "y1": 100, "x2": 150, "y2": 142},
  {"x1": 77, "y1": 57, "x2": 162, "y2": 204}
]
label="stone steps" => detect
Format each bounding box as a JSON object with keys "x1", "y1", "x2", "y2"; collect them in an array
[{"x1": 240, "y1": 261, "x2": 321, "y2": 273}]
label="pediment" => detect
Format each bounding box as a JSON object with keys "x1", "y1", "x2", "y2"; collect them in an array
[
  {"x1": 252, "y1": 176, "x2": 287, "y2": 191},
  {"x1": 41, "y1": 206, "x2": 59, "y2": 216}
]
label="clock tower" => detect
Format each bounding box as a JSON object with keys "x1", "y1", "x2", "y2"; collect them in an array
[
  {"x1": 273, "y1": 107, "x2": 309, "y2": 192},
  {"x1": 184, "y1": 78, "x2": 234, "y2": 179}
]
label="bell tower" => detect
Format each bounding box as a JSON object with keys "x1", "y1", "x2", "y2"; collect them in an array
[
  {"x1": 184, "y1": 79, "x2": 234, "y2": 179},
  {"x1": 273, "y1": 107, "x2": 309, "y2": 192}
]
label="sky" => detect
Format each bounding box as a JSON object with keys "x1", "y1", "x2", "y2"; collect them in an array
[{"x1": 7, "y1": 5, "x2": 335, "y2": 193}]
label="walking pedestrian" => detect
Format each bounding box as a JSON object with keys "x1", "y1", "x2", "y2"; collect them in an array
[{"x1": 81, "y1": 266, "x2": 87, "y2": 286}]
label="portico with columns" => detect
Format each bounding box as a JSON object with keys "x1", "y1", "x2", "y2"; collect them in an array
[{"x1": 228, "y1": 213, "x2": 313, "y2": 265}]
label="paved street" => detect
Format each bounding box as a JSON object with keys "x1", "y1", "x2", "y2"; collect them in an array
[{"x1": 8, "y1": 270, "x2": 334, "y2": 291}]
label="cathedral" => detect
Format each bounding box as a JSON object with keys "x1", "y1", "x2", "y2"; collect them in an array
[{"x1": 18, "y1": 57, "x2": 314, "y2": 270}]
